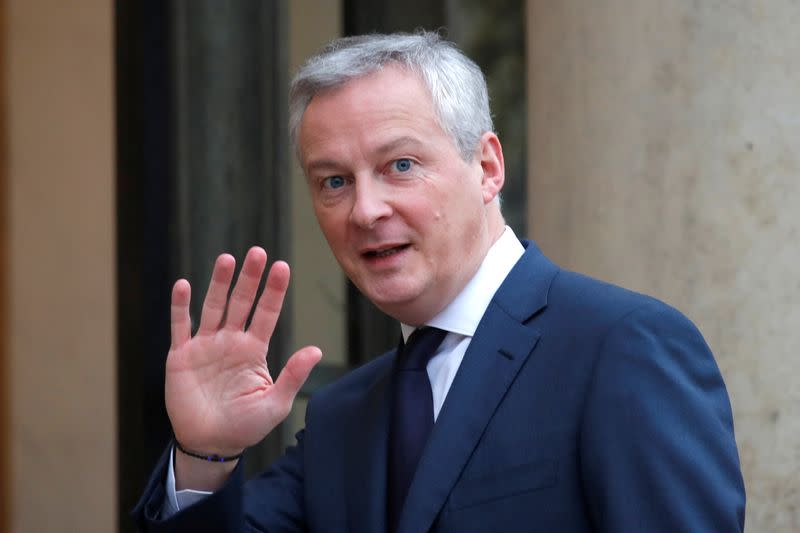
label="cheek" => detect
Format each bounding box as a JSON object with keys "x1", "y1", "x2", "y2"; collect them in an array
[{"x1": 314, "y1": 208, "x2": 348, "y2": 251}]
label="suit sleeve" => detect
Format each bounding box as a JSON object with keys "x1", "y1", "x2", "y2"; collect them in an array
[
  {"x1": 132, "y1": 432, "x2": 308, "y2": 532},
  {"x1": 579, "y1": 303, "x2": 746, "y2": 532}
]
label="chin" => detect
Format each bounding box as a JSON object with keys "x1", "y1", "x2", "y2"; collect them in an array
[
  {"x1": 361, "y1": 284, "x2": 422, "y2": 312},
  {"x1": 364, "y1": 289, "x2": 417, "y2": 308}
]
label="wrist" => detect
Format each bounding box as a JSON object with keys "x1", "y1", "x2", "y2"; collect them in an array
[
  {"x1": 175, "y1": 440, "x2": 244, "y2": 463},
  {"x1": 173, "y1": 444, "x2": 239, "y2": 492}
]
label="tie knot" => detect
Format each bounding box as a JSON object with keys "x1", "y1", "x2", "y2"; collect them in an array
[{"x1": 397, "y1": 327, "x2": 448, "y2": 370}]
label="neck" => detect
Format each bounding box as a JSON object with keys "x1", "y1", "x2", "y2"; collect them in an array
[
  {"x1": 390, "y1": 210, "x2": 507, "y2": 326},
  {"x1": 486, "y1": 205, "x2": 506, "y2": 246}
]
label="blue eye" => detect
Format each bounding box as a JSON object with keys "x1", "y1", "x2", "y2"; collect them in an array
[
  {"x1": 392, "y1": 158, "x2": 413, "y2": 172},
  {"x1": 323, "y1": 176, "x2": 346, "y2": 189}
]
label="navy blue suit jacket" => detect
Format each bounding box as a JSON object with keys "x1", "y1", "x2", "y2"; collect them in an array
[{"x1": 135, "y1": 241, "x2": 745, "y2": 532}]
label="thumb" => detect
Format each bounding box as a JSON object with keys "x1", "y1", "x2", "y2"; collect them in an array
[{"x1": 271, "y1": 345, "x2": 323, "y2": 409}]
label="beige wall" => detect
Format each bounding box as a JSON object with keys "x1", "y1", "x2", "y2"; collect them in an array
[
  {"x1": 3, "y1": 1, "x2": 115, "y2": 531},
  {"x1": 285, "y1": 0, "x2": 345, "y2": 442},
  {"x1": 527, "y1": 1, "x2": 799, "y2": 531},
  {"x1": 289, "y1": 0, "x2": 345, "y2": 367}
]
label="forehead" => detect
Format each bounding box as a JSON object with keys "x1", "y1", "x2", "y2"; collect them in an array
[{"x1": 298, "y1": 66, "x2": 445, "y2": 163}]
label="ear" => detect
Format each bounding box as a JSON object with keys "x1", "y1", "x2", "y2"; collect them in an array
[{"x1": 477, "y1": 132, "x2": 505, "y2": 205}]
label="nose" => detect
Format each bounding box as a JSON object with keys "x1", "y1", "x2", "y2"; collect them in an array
[{"x1": 349, "y1": 174, "x2": 392, "y2": 228}]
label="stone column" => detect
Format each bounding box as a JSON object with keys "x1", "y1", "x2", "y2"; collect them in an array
[
  {"x1": 527, "y1": 2, "x2": 799, "y2": 531},
  {"x1": 286, "y1": 0, "x2": 346, "y2": 445},
  {"x1": 5, "y1": 1, "x2": 115, "y2": 531}
]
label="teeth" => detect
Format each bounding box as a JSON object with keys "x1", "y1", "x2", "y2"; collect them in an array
[{"x1": 374, "y1": 247, "x2": 400, "y2": 258}]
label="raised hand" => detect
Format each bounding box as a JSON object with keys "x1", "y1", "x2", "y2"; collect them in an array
[{"x1": 165, "y1": 247, "x2": 321, "y2": 481}]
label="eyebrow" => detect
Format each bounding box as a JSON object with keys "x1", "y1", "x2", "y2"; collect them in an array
[
  {"x1": 373, "y1": 135, "x2": 425, "y2": 156},
  {"x1": 305, "y1": 158, "x2": 344, "y2": 176}
]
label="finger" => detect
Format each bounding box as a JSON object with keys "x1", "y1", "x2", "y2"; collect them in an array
[
  {"x1": 170, "y1": 279, "x2": 192, "y2": 349},
  {"x1": 269, "y1": 346, "x2": 323, "y2": 410},
  {"x1": 248, "y1": 260, "x2": 290, "y2": 344},
  {"x1": 197, "y1": 254, "x2": 236, "y2": 335},
  {"x1": 224, "y1": 247, "x2": 268, "y2": 330}
]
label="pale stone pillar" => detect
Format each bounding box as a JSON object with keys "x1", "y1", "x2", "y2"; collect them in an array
[
  {"x1": 286, "y1": 0, "x2": 345, "y2": 444},
  {"x1": 527, "y1": 2, "x2": 799, "y2": 531},
  {"x1": 5, "y1": 0, "x2": 115, "y2": 531}
]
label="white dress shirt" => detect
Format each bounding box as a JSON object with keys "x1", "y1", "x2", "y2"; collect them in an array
[
  {"x1": 401, "y1": 226, "x2": 524, "y2": 421},
  {"x1": 166, "y1": 226, "x2": 524, "y2": 513}
]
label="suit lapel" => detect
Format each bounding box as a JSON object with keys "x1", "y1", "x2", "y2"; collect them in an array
[
  {"x1": 397, "y1": 242, "x2": 558, "y2": 533},
  {"x1": 345, "y1": 365, "x2": 393, "y2": 533}
]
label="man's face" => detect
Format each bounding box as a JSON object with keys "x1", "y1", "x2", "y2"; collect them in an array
[{"x1": 299, "y1": 65, "x2": 503, "y2": 325}]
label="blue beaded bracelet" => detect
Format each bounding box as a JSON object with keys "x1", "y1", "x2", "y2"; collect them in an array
[{"x1": 175, "y1": 440, "x2": 244, "y2": 462}]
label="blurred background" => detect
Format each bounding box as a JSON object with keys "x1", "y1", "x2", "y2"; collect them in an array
[{"x1": 0, "y1": 0, "x2": 797, "y2": 531}]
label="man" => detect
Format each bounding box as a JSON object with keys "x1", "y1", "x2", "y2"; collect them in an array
[{"x1": 135, "y1": 32, "x2": 745, "y2": 532}]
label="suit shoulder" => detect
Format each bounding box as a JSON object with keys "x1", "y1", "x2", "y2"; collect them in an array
[{"x1": 548, "y1": 268, "x2": 689, "y2": 326}]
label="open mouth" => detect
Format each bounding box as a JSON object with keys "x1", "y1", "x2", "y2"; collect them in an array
[{"x1": 363, "y1": 244, "x2": 411, "y2": 259}]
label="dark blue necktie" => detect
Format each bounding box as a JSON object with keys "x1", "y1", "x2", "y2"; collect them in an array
[{"x1": 388, "y1": 326, "x2": 448, "y2": 531}]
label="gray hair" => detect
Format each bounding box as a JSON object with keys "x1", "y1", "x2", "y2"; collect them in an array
[{"x1": 289, "y1": 31, "x2": 494, "y2": 161}]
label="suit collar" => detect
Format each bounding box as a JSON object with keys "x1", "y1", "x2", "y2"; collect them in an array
[
  {"x1": 397, "y1": 240, "x2": 558, "y2": 532},
  {"x1": 343, "y1": 241, "x2": 559, "y2": 533},
  {"x1": 493, "y1": 239, "x2": 558, "y2": 323}
]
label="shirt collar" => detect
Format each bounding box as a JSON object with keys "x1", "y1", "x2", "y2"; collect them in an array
[{"x1": 401, "y1": 226, "x2": 524, "y2": 340}]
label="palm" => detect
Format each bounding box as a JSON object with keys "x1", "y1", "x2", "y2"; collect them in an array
[{"x1": 165, "y1": 247, "x2": 321, "y2": 456}]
